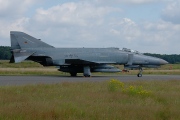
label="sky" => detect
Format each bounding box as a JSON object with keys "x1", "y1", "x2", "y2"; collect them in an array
[{"x1": 0, "y1": 0, "x2": 180, "y2": 54}]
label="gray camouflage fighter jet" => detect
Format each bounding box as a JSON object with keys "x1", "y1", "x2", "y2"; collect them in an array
[{"x1": 10, "y1": 31, "x2": 168, "y2": 77}]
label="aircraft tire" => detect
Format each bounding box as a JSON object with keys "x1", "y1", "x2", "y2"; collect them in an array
[
  {"x1": 137, "y1": 73, "x2": 142, "y2": 77},
  {"x1": 70, "y1": 72, "x2": 77, "y2": 77},
  {"x1": 84, "y1": 74, "x2": 91, "y2": 77}
]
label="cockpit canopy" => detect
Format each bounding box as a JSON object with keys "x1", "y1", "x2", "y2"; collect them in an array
[{"x1": 122, "y1": 48, "x2": 142, "y2": 55}]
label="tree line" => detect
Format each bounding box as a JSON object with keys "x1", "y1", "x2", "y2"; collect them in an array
[
  {"x1": 144, "y1": 53, "x2": 180, "y2": 64},
  {"x1": 0, "y1": 46, "x2": 11, "y2": 60},
  {"x1": 0, "y1": 46, "x2": 180, "y2": 64}
]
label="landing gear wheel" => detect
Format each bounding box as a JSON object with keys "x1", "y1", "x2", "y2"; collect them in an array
[
  {"x1": 137, "y1": 73, "x2": 142, "y2": 77},
  {"x1": 70, "y1": 72, "x2": 77, "y2": 77},
  {"x1": 137, "y1": 67, "x2": 143, "y2": 77},
  {"x1": 84, "y1": 74, "x2": 91, "y2": 77},
  {"x1": 83, "y1": 66, "x2": 91, "y2": 77}
]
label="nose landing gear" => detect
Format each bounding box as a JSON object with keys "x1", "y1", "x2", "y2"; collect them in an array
[{"x1": 137, "y1": 67, "x2": 143, "y2": 77}]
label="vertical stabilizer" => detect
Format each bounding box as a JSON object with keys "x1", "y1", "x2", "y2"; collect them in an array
[
  {"x1": 11, "y1": 33, "x2": 21, "y2": 49},
  {"x1": 10, "y1": 31, "x2": 54, "y2": 63},
  {"x1": 10, "y1": 31, "x2": 54, "y2": 49}
]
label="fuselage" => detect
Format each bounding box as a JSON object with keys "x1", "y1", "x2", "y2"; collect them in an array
[{"x1": 26, "y1": 47, "x2": 167, "y2": 66}]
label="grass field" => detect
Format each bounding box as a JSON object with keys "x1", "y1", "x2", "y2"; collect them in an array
[
  {"x1": 0, "y1": 60, "x2": 180, "y2": 76},
  {"x1": 1, "y1": 60, "x2": 180, "y2": 69},
  {"x1": 0, "y1": 60, "x2": 43, "y2": 68},
  {"x1": 0, "y1": 80, "x2": 179, "y2": 120},
  {"x1": 0, "y1": 61, "x2": 180, "y2": 119}
]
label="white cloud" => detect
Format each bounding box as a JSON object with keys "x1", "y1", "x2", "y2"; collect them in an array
[
  {"x1": 33, "y1": 2, "x2": 120, "y2": 27},
  {"x1": 115, "y1": 0, "x2": 157, "y2": 4},
  {"x1": 104, "y1": 18, "x2": 180, "y2": 54},
  {"x1": 0, "y1": 0, "x2": 39, "y2": 45},
  {"x1": 109, "y1": 18, "x2": 141, "y2": 42},
  {"x1": 0, "y1": 18, "x2": 29, "y2": 41},
  {"x1": 0, "y1": 0, "x2": 38, "y2": 19},
  {"x1": 87, "y1": 0, "x2": 160, "y2": 4},
  {"x1": 162, "y1": 1, "x2": 180, "y2": 24},
  {"x1": 0, "y1": 0, "x2": 179, "y2": 54},
  {"x1": 138, "y1": 20, "x2": 180, "y2": 53},
  {"x1": 24, "y1": 2, "x2": 121, "y2": 47}
]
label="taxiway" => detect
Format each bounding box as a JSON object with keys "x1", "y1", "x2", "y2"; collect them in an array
[{"x1": 0, "y1": 75, "x2": 180, "y2": 86}]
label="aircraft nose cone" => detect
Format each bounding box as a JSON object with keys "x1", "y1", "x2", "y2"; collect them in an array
[{"x1": 160, "y1": 59, "x2": 168, "y2": 65}]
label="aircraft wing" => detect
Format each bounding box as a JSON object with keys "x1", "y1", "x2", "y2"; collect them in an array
[{"x1": 65, "y1": 59, "x2": 116, "y2": 65}]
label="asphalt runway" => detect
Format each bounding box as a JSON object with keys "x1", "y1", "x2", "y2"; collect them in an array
[{"x1": 0, "y1": 75, "x2": 180, "y2": 86}]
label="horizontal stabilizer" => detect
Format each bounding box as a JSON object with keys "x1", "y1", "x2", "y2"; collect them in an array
[
  {"x1": 10, "y1": 50, "x2": 34, "y2": 63},
  {"x1": 14, "y1": 52, "x2": 33, "y2": 63}
]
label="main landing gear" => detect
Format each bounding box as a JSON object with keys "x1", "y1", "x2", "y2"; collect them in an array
[
  {"x1": 69, "y1": 66, "x2": 91, "y2": 77},
  {"x1": 83, "y1": 66, "x2": 91, "y2": 77},
  {"x1": 137, "y1": 67, "x2": 143, "y2": 77},
  {"x1": 70, "y1": 72, "x2": 77, "y2": 77}
]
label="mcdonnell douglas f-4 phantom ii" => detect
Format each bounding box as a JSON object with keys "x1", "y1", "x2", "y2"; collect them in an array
[{"x1": 10, "y1": 31, "x2": 168, "y2": 77}]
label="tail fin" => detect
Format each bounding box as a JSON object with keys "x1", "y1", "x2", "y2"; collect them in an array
[
  {"x1": 10, "y1": 31, "x2": 54, "y2": 63},
  {"x1": 10, "y1": 31, "x2": 54, "y2": 49}
]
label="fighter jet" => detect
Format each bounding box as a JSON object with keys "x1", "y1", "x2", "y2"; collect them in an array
[{"x1": 9, "y1": 31, "x2": 168, "y2": 77}]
